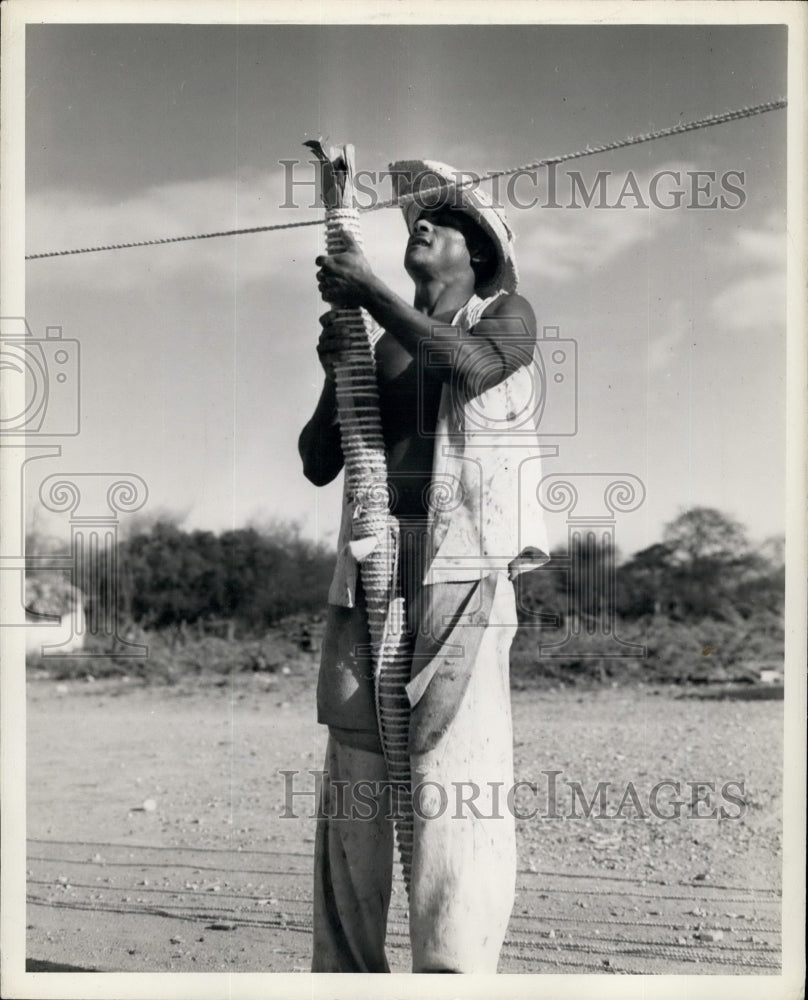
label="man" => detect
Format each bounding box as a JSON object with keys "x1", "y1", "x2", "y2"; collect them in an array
[{"x1": 299, "y1": 161, "x2": 550, "y2": 973}]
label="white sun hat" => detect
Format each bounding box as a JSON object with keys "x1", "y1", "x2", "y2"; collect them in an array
[{"x1": 388, "y1": 159, "x2": 519, "y2": 296}]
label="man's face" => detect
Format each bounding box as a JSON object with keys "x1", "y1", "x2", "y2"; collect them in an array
[{"x1": 403, "y1": 207, "x2": 480, "y2": 281}]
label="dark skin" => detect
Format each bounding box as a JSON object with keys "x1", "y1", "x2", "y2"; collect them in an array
[{"x1": 298, "y1": 208, "x2": 537, "y2": 518}]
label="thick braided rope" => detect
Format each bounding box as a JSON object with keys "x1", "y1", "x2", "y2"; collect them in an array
[
  {"x1": 326, "y1": 207, "x2": 414, "y2": 889},
  {"x1": 326, "y1": 209, "x2": 390, "y2": 642},
  {"x1": 367, "y1": 97, "x2": 788, "y2": 213},
  {"x1": 25, "y1": 99, "x2": 786, "y2": 260},
  {"x1": 376, "y1": 595, "x2": 416, "y2": 889}
]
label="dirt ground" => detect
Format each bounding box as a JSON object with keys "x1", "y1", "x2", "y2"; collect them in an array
[{"x1": 25, "y1": 672, "x2": 782, "y2": 976}]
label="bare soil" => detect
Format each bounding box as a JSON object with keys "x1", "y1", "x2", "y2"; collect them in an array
[{"x1": 26, "y1": 673, "x2": 782, "y2": 975}]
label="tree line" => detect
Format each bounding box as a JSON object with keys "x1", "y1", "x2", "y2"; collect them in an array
[
  {"x1": 111, "y1": 520, "x2": 335, "y2": 631},
  {"x1": 510, "y1": 507, "x2": 784, "y2": 682},
  {"x1": 516, "y1": 506, "x2": 784, "y2": 626},
  {"x1": 28, "y1": 506, "x2": 784, "y2": 643}
]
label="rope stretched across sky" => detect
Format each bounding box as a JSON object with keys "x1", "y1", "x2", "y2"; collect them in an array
[{"x1": 24, "y1": 98, "x2": 786, "y2": 262}]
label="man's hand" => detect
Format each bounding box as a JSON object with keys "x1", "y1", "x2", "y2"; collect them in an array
[
  {"x1": 315, "y1": 228, "x2": 375, "y2": 308},
  {"x1": 316, "y1": 311, "x2": 350, "y2": 381}
]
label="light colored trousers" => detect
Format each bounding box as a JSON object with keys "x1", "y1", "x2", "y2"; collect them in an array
[{"x1": 311, "y1": 572, "x2": 518, "y2": 973}]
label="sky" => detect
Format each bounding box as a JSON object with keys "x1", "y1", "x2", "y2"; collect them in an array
[{"x1": 22, "y1": 21, "x2": 788, "y2": 559}]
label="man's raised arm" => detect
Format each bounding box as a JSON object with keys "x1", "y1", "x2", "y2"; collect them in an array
[
  {"x1": 316, "y1": 229, "x2": 537, "y2": 396},
  {"x1": 365, "y1": 286, "x2": 537, "y2": 395},
  {"x1": 298, "y1": 376, "x2": 344, "y2": 486}
]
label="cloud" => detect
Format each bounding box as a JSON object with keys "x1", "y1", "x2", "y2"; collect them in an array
[
  {"x1": 709, "y1": 213, "x2": 786, "y2": 332},
  {"x1": 647, "y1": 299, "x2": 689, "y2": 374},
  {"x1": 25, "y1": 166, "x2": 327, "y2": 292},
  {"x1": 711, "y1": 271, "x2": 786, "y2": 333},
  {"x1": 25, "y1": 162, "x2": 418, "y2": 308},
  {"x1": 510, "y1": 160, "x2": 694, "y2": 282}
]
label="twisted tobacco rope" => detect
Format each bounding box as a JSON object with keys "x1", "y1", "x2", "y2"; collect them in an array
[
  {"x1": 309, "y1": 141, "x2": 414, "y2": 890},
  {"x1": 25, "y1": 98, "x2": 786, "y2": 260}
]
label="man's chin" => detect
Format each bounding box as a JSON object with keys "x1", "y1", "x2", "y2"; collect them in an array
[
  {"x1": 403, "y1": 256, "x2": 431, "y2": 281},
  {"x1": 405, "y1": 244, "x2": 431, "y2": 263}
]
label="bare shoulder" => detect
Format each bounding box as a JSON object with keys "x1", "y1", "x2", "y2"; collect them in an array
[{"x1": 478, "y1": 292, "x2": 537, "y2": 336}]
